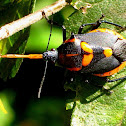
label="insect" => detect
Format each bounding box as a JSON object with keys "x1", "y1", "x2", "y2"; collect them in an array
[{"x1": 0, "y1": 15, "x2": 126, "y2": 97}]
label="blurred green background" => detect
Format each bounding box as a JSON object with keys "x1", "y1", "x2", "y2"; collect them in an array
[
  {"x1": 26, "y1": 0, "x2": 63, "y2": 53},
  {"x1": 26, "y1": 0, "x2": 74, "y2": 53}
]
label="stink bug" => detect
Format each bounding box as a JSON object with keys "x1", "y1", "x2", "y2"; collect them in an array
[{"x1": 1, "y1": 16, "x2": 126, "y2": 97}]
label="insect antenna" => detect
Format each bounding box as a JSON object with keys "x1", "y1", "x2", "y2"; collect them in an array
[{"x1": 38, "y1": 15, "x2": 53, "y2": 98}]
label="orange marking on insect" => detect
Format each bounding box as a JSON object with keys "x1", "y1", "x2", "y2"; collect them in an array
[
  {"x1": 64, "y1": 38, "x2": 75, "y2": 43},
  {"x1": 82, "y1": 54, "x2": 93, "y2": 66},
  {"x1": 94, "y1": 61, "x2": 126, "y2": 77},
  {"x1": 66, "y1": 54, "x2": 79, "y2": 57},
  {"x1": 67, "y1": 67, "x2": 82, "y2": 71},
  {"x1": 88, "y1": 28, "x2": 125, "y2": 39},
  {"x1": 81, "y1": 42, "x2": 93, "y2": 53},
  {"x1": 103, "y1": 48, "x2": 113, "y2": 57}
]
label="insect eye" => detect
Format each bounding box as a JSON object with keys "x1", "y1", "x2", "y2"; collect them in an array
[{"x1": 51, "y1": 48, "x2": 56, "y2": 51}]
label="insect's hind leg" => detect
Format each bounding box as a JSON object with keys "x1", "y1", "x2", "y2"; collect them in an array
[
  {"x1": 107, "y1": 76, "x2": 126, "y2": 82},
  {"x1": 78, "y1": 15, "x2": 126, "y2": 34},
  {"x1": 78, "y1": 15, "x2": 105, "y2": 34},
  {"x1": 78, "y1": 22, "x2": 97, "y2": 34}
]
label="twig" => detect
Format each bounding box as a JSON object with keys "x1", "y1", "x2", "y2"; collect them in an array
[{"x1": 0, "y1": 0, "x2": 68, "y2": 41}]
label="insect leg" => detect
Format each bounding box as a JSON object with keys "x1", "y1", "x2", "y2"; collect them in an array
[
  {"x1": 78, "y1": 15, "x2": 126, "y2": 34},
  {"x1": 78, "y1": 23, "x2": 97, "y2": 34},
  {"x1": 45, "y1": 16, "x2": 66, "y2": 42},
  {"x1": 107, "y1": 76, "x2": 126, "y2": 82}
]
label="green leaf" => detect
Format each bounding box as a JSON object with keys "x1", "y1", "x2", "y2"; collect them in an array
[
  {"x1": 0, "y1": 90, "x2": 15, "y2": 126},
  {"x1": 0, "y1": 0, "x2": 36, "y2": 80},
  {"x1": 65, "y1": 73, "x2": 126, "y2": 125},
  {"x1": 64, "y1": 0, "x2": 126, "y2": 125},
  {"x1": 64, "y1": 0, "x2": 126, "y2": 38}
]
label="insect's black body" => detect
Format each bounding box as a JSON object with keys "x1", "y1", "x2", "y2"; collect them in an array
[
  {"x1": 43, "y1": 28, "x2": 126, "y2": 77},
  {"x1": 41, "y1": 17, "x2": 126, "y2": 97},
  {"x1": 74, "y1": 31, "x2": 125, "y2": 74},
  {"x1": 1, "y1": 16, "x2": 126, "y2": 97}
]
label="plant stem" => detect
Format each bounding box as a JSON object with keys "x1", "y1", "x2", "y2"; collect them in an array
[{"x1": 0, "y1": 0, "x2": 68, "y2": 41}]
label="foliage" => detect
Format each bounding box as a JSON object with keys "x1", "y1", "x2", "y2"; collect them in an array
[
  {"x1": 64, "y1": 0, "x2": 126, "y2": 125},
  {"x1": 0, "y1": 0, "x2": 36, "y2": 80},
  {"x1": 0, "y1": 0, "x2": 126, "y2": 126}
]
